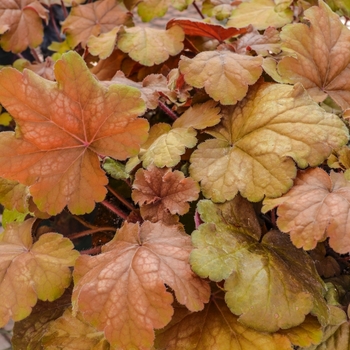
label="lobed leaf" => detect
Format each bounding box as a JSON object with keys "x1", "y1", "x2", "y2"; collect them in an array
[
  {"x1": 190, "y1": 200, "x2": 329, "y2": 332},
  {"x1": 0, "y1": 51, "x2": 148, "y2": 215},
  {"x1": 154, "y1": 298, "x2": 293, "y2": 350},
  {"x1": 0, "y1": 219, "x2": 79, "y2": 327},
  {"x1": 277, "y1": 1, "x2": 350, "y2": 110},
  {"x1": 117, "y1": 26, "x2": 185, "y2": 66},
  {"x1": 0, "y1": 0, "x2": 48, "y2": 53},
  {"x1": 227, "y1": 0, "x2": 293, "y2": 30},
  {"x1": 61, "y1": 0, "x2": 132, "y2": 49},
  {"x1": 179, "y1": 50, "x2": 263, "y2": 105},
  {"x1": 0, "y1": 178, "x2": 29, "y2": 213},
  {"x1": 190, "y1": 81, "x2": 349, "y2": 203},
  {"x1": 87, "y1": 27, "x2": 121, "y2": 59},
  {"x1": 132, "y1": 164, "x2": 200, "y2": 223},
  {"x1": 263, "y1": 168, "x2": 350, "y2": 254},
  {"x1": 72, "y1": 221, "x2": 210, "y2": 349}
]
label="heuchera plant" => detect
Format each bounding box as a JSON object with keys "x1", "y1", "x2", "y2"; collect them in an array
[{"x1": 1, "y1": 0, "x2": 350, "y2": 348}]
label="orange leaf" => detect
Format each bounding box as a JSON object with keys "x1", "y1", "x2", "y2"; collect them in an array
[
  {"x1": 72, "y1": 221, "x2": 210, "y2": 349},
  {"x1": 263, "y1": 168, "x2": 350, "y2": 254},
  {"x1": 61, "y1": 0, "x2": 132, "y2": 49},
  {"x1": 0, "y1": 0, "x2": 48, "y2": 53},
  {"x1": 277, "y1": 1, "x2": 350, "y2": 109},
  {"x1": 132, "y1": 165, "x2": 200, "y2": 223},
  {"x1": 166, "y1": 18, "x2": 247, "y2": 41},
  {"x1": 0, "y1": 51, "x2": 148, "y2": 215},
  {"x1": 0, "y1": 219, "x2": 79, "y2": 327}
]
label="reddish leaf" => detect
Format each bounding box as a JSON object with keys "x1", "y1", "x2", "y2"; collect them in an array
[
  {"x1": 263, "y1": 168, "x2": 350, "y2": 253},
  {"x1": 0, "y1": 219, "x2": 79, "y2": 327},
  {"x1": 0, "y1": 51, "x2": 148, "y2": 215},
  {"x1": 132, "y1": 165, "x2": 200, "y2": 223},
  {"x1": 0, "y1": 0, "x2": 48, "y2": 53},
  {"x1": 166, "y1": 18, "x2": 248, "y2": 41},
  {"x1": 61, "y1": 0, "x2": 132, "y2": 49},
  {"x1": 72, "y1": 221, "x2": 210, "y2": 349}
]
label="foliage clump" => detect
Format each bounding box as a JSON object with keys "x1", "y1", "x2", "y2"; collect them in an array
[{"x1": 1, "y1": 0, "x2": 350, "y2": 349}]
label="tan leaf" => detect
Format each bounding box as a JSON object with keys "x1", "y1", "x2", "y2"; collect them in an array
[
  {"x1": 277, "y1": 1, "x2": 350, "y2": 110},
  {"x1": 0, "y1": 0, "x2": 48, "y2": 53},
  {"x1": 179, "y1": 50, "x2": 263, "y2": 105},
  {"x1": 0, "y1": 178, "x2": 29, "y2": 213},
  {"x1": 72, "y1": 221, "x2": 210, "y2": 349},
  {"x1": 61, "y1": 0, "x2": 132, "y2": 49},
  {"x1": 132, "y1": 165, "x2": 199, "y2": 223},
  {"x1": 87, "y1": 27, "x2": 121, "y2": 59},
  {"x1": 117, "y1": 26, "x2": 185, "y2": 66},
  {"x1": 263, "y1": 168, "x2": 350, "y2": 254}
]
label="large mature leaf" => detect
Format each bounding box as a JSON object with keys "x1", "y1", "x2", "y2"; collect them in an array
[
  {"x1": 277, "y1": 1, "x2": 350, "y2": 110},
  {"x1": 72, "y1": 221, "x2": 210, "y2": 349},
  {"x1": 0, "y1": 219, "x2": 79, "y2": 327},
  {"x1": 41, "y1": 308, "x2": 110, "y2": 349},
  {"x1": 61, "y1": 0, "x2": 132, "y2": 49},
  {"x1": 263, "y1": 168, "x2": 350, "y2": 254},
  {"x1": 190, "y1": 81, "x2": 349, "y2": 203},
  {"x1": 117, "y1": 26, "x2": 184, "y2": 66},
  {"x1": 190, "y1": 199, "x2": 329, "y2": 332},
  {"x1": 0, "y1": 0, "x2": 48, "y2": 53},
  {"x1": 227, "y1": 0, "x2": 293, "y2": 29},
  {"x1": 179, "y1": 50, "x2": 263, "y2": 105},
  {"x1": 132, "y1": 165, "x2": 200, "y2": 223},
  {"x1": 154, "y1": 298, "x2": 293, "y2": 350},
  {"x1": 0, "y1": 51, "x2": 148, "y2": 215}
]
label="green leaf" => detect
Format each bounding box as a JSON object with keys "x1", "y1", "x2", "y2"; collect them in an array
[
  {"x1": 102, "y1": 157, "x2": 130, "y2": 180},
  {"x1": 190, "y1": 200, "x2": 329, "y2": 332}
]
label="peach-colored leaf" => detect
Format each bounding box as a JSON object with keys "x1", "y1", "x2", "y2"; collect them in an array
[
  {"x1": 233, "y1": 27, "x2": 281, "y2": 55},
  {"x1": 105, "y1": 71, "x2": 170, "y2": 109},
  {"x1": 0, "y1": 51, "x2": 148, "y2": 215},
  {"x1": 173, "y1": 100, "x2": 221, "y2": 129},
  {"x1": 0, "y1": 178, "x2": 29, "y2": 213},
  {"x1": 277, "y1": 1, "x2": 350, "y2": 110},
  {"x1": 117, "y1": 26, "x2": 185, "y2": 66},
  {"x1": 132, "y1": 165, "x2": 200, "y2": 223},
  {"x1": 154, "y1": 297, "x2": 293, "y2": 350},
  {"x1": 0, "y1": 0, "x2": 48, "y2": 53},
  {"x1": 61, "y1": 0, "x2": 132, "y2": 49},
  {"x1": 72, "y1": 221, "x2": 210, "y2": 349},
  {"x1": 263, "y1": 168, "x2": 350, "y2": 254},
  {"x1": 0, "y1": 219, "x2": 79, "y2": 327},
  {"x1": 166, "y1": 18, "x2": 247, "y2": 41},
  {"x1": 190, "y1": 82, "x2": 349, "y2": 203},
  {"x1": 179, "y1": 50, "x2": 263, "y2": 105}
]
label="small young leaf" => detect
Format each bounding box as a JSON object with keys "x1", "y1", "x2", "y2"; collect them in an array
[
  {"x1": 190, "y1": 82, "x2": 349, "y2": 203},
  {"x1": 179, "y1": 50, "x2": 263, "y2": 105},
  {"x1": 61, "y1": 0, "x2": 132, "y2": 49},
  {"x1": 0, "y1": 178, "x2": 29, "y2": 213},
  {"x1": 117, "y1": 26, "x2": 185, "y2": 66},
  {"x1": 132, "y1": 164, "x2": 200, "y2": 223},
  {"x1": 262, "y1": 168, "x2": 350, "y2": 254},
  {"x1": 0, "y1": 51, "x2": 148, "y2": 215},
  {"x1": 0, "y1": 0, "x2": 48, "y2": 53},
  {"x1": 0, "y1": 219, "x2": 79, "y2": 327},
  {"x1": 87, "y1": 27, "x2": 121, "y2": 59},
  {"x1": 72, "y1": 221, "x2": 210, "y2": 349}
]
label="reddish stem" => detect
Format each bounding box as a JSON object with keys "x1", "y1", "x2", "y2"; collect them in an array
[
  {"x1": 158, "y1": 100, "x2": 178, "y2": 121},
  {"x1": 81, "y1": 246, "x2": 102, "y2": 255},
  {"x1": 60, "y1": 0, "x2": 68, "y2": 18},
  {"x1": 107, "y1": 185, "x2": 135, "y2": 212},
  {"x1": 193, "y1": 1, "x2": 205, "y2": 19},
  {"x1": 68, "y1": 227, "x2": 116, "y2": 240},
  {"x1": 50, "y1": 7, "x2": 62, "y2": 42},
  {"x1": 270, "y1": 208, "x2": 277, "y2": 227},
  {"x1": 101, "y1": 200, "x2": 128, "y2": 220},
  {"x1": 30, "y1": 48, "x2": 42, "y2": 63}
]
